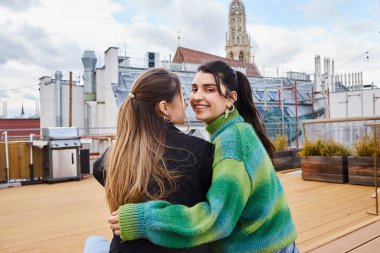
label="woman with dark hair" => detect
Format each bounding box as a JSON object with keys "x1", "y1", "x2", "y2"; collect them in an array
[
  {"x1": 109, "y1": 61, "x2": 299, "y2": 253},
  {"x1": 83, "y1": 68, "x2": 214, "y2": 253}
]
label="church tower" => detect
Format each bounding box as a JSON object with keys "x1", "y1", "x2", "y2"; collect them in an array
[{"x1": 226, "y1": 0, "x2": 252, "y2": 63}]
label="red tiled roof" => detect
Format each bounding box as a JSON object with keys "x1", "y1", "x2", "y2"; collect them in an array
[{"x1": 172, "y1": 47, "x2": 261, "y2": 77}]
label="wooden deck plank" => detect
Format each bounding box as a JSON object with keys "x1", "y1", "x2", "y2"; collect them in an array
[
  {"x1": 295, "y1": 202, "x2": 372, "y2": 233},
  {"x1": 297, "y1": 215, "x2": 377, "y2": 251},
  {"x1": 350, "y1": 235, "x2": 380, "y2": 253},
  {"x1": 1, "y1": 173, "x2": 380, "y2": 252},
  {"x1": 0, "y1": 176, "x2": 111, "y2": 253},
  {"x1": 279, "y1": 173, "x2": 380, "y2": 252},
  {"x1": 309, "y1": 219, "x2": 380, "y2": 253}
]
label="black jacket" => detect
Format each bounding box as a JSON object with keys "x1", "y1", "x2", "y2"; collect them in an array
[{"x1": 93, "y1": 123, "x2": 214, "y2": 253}]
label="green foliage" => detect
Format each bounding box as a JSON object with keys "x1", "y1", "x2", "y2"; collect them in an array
[
  {"x1": 298, "y1": 138, "x2": 351, "y2": 157},
  {"x1": 272, "y1": 134, "x2": 288, "y2": 151},
  {"x1": 353, "y1": 135, "x2": 380, "y2": 156}
]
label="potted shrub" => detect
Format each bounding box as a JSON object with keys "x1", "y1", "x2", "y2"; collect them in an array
[
  {"x1": 272, "y1": 135, "x2": 302, "y2": 171},
  {"x1": 298, "y1": 139, "x2": 351, "y2": 183},
  {"x1": 348, "y1": 135, "x2": 380, "y2": 186}
]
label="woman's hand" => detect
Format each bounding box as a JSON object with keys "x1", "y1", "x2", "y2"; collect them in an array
[{"x1": 108, "y1": 210, "x2": 120, "y2": 236}]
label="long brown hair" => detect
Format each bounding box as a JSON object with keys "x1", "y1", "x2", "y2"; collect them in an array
[
  {"x1": 105, "y1": 68, "x2": 182, "y2": 212},
  {"x1": 198, "y1": 61, "x2": 275, "y2": 160}
]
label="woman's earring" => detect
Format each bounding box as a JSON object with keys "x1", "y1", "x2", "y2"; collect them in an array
[
  {"x1": 164, "y1": 112, "x2": 175, "y2": 122},
  {"x1": 224, "y1": 104, "x2": 235, "y2": 119},
  {"x1": 224, "y1": 108, "x2": 230, "y2": 119}
]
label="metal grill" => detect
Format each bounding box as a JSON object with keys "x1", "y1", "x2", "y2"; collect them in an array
[{"x1": 42, "y1": 127, "x2": 81, "y2": 183}]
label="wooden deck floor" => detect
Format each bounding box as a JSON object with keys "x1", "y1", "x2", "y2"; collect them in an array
[
  {"x1": 277, "y1": 172, "x2": 380, "y2": 252},
  {"x1": 309, "y1": 219, "x2": 380, "y2": 253},
  {"x1": 0, "y1": 172, "x2": 379, "y2": 253}
]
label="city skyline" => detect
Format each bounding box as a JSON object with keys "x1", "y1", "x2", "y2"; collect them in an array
[{"x1": 0, "y1": 0, "x2": 379, "y2": 117}]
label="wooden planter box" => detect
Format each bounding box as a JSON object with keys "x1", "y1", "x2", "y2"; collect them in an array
[
  {"x1": 301, "y1": 156, "x2": 348, "y2": 183},
  {"x1": 348, "y1": 156, "x2": 380, "y2": 186},
  {"x1": 274, "y1": 148, "x2": 301, "y2": 171},
  {"x1": 292, "y1": 148, "x2": 301, "y2": 169}
]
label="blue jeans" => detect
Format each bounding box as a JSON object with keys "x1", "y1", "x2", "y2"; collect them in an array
[
  {"x1": 273, "y1": 241, "x2": 300, "y2": 253},
  {"x1": 83, "y1": 236, "x2": 299, "y2": 253},
  {"x1": 83, "y1": 235, "x2": 110, "y2": 253}
]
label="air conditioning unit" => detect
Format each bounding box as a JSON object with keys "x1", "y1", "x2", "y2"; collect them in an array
[{"x1": 146, "y1": 52, "x2": 160, "y2": 68}]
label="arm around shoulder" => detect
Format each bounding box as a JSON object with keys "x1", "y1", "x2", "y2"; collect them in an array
[{"x1": 119, "y1": 158, "x2": 251, "y2": 248}]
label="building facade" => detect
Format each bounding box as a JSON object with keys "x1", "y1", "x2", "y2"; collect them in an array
[{"x1": 39, "y1": 71, "x2": 84, "y2": 129}]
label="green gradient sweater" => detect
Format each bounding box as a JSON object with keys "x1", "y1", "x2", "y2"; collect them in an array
[{"x1": 119, "y1": 110, "x2": 297, "y2": 253}]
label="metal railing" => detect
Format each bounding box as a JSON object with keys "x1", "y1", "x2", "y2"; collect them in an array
[
  {"x1": 0, "y1": 118, "x2": 310, "y2": 187},
  {"x1": 0, "y1": 128, "x2": 117, "y2": 187},
  {"x1": 301, "y1": 116, "x2": 380, "y2": 147}
]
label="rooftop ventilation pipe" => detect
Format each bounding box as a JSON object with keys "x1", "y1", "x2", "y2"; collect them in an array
[
  {"x1": 54, "y1": 71, "x2": 63, "y2": 126},
  {"x1": 82, "y1": 51, "x2": 97, "y2": 101}
]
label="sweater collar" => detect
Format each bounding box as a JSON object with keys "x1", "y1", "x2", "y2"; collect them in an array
[{"x1": 206, "y1": 109, "x2": 243, "y2": 141}]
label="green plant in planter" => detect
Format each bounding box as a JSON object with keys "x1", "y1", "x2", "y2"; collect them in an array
[
  {"x1": 349, "y1": 134, "x2": 380, "y2": 186},
  {"x1": 353, "y1": 135, "x2": 380, "y2": 156},
  {"x1": 272, "y1": 134, "x2": 288, "y2": 151},
  {"x1": 298, "y1": 139, "x2": 351, "y2": 157},
  {"x1": 300, "y1": 139, "x2": 351, "y2": 183}
]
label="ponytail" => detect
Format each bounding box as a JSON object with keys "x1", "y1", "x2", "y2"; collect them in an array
[{"x1": 235, "y1": 71, "x2": 275, "y2": 160}]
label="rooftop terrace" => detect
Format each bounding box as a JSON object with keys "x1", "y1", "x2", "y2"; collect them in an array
[{"x1": 1, "y1": 172, "x2": 379, "y2": 252}]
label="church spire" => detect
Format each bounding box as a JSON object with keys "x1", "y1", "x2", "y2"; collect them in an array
[
  {"x1": 21, "y1": 104, "x2": 25, "y2": 117},
  {"x1": 226, "y1": 0, "x2": 252, "y2": 63}
]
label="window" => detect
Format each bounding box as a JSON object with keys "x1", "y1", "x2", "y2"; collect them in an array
[
  {"x1": 268, "y1": 90, "x2": 279, "y2": 100},
  {"x1": 254, "y1": 90, "x2": 271, "y2": 101},
  {"x1": 256, "y1": 105, "x2": 266, "y2": 118},
  {"x1": 239, "y1": 51, "x2": 243, "y2": 61}
]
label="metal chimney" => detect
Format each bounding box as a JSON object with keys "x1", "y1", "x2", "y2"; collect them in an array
[
  {"x1": 344, "y1": 74, "x2": 347, "y2": 89},
  {"x1": 360, "y1": 72, "x2": 363, "y2": 89},
  {"x1": 315, "y1": 55, "x2": 321, "y2": 91},
  {"x1": 54, "y1": 71, "x2": 63, "y2": 127},
  {"x1": 348, "y1": 73, "x2": 351, "y2": 90},
  {"x1": 82, "y1": 51, "x2": 97, "y2": 101},
  {"x1": 331, "y1": 59, "x2": 335, "y2": 92},
  {"x1": 355, "y1": 73, "x2": 358, "y2": 90},
  {"x1": 326, "y1": 58, "x2": 330, "y2": 91}
]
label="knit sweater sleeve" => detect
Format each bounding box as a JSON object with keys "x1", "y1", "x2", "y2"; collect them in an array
[{"x1": 118, "y1": 158, "x2": 251, "y2": 248}]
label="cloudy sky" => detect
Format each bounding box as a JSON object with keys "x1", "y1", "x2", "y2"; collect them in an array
[{"x1": 0, "y1": 0, "x2": 379, "y2": 117}]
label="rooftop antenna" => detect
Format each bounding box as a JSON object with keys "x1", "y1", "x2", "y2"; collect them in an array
[
  {"x1": 35, "y1": 100, "x2": 40, "y2": 116},
  {"x1": 124, "y1": 43, "x2": 127, "y2": 69}
]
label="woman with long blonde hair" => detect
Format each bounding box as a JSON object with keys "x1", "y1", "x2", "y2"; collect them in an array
[{"x1": 84, "y1": 68, "x2": 214, "y2": 253}]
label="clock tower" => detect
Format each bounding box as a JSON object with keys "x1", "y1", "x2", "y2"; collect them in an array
[{"x1": 226, "y1": 0, "x2": 252, "y2": 63}]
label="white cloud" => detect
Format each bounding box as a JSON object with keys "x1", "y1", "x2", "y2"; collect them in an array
[
  {"x1": 297, "y1": 0, "x2": 345, "y2": 19},
  {"x1": 0, "y1": 0, "x2": 126, "y2": 116},
  {"x1": 248, "y1": 7, "x2": 380, "y2": 84},
  {"x1": 0, "y1": 0, "x2": 41, "y2": 12},
  {"x1": 0, "y1": 92, "x2": 10, "y2": 99},
  {"x1": 0, "y1": 0, "x2": 379, "y2": 117}
]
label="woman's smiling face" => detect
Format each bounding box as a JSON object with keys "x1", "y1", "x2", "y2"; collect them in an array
[{"x1": 190, "y1": 71, "x2": 229, "y2": 124}]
